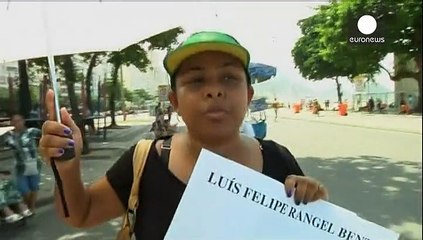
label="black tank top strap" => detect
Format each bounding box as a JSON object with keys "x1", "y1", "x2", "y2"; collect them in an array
[{"x1": 160, "y1": 136, "x2": 173, "y2": 166}]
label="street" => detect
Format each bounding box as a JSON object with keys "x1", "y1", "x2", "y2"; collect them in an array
[
  {"x1": 267, "y1": 116, "x2": 421, "y2": 240},
  {"x1": 1, "y1": 112, "x2": 422, "y2": 240}
]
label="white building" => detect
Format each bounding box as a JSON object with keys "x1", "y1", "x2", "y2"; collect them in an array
[
  {"x1": 121, "y1": 50, "x2": 170, "y2": 95},
  {"x1": 0, "y1": 62, "x2": 19, "y2": 89}
]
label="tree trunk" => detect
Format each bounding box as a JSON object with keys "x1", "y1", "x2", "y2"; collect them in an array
[
  {"x1": 62, "y1": 55, "x2": 90, "y2": 154},
  {"x1": 7, "y1": 75, "x2": 16, "y2": 115},
  {"x1": 412, "y1": 18, "x2": 422, "y2": 113},
  {"x1": 334, "y1": 77, "x2": 343, "y2": 103},
  {"x1": 109, "y1": 64, "x2": 120, "y2": 127},
  {"x1": 85, "y1": 53, "x2": 98, "y2": 113},
  {"x1": 18, "y1": 60, "x2": 32, "y2": 119},
  {"x1": 414, "y1": 54, "x2": 422, "y2": 113}
]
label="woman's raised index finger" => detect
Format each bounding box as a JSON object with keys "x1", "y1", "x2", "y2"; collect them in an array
[{"x1": 46, "y1": 89, "x2": 56, "y2": 121}]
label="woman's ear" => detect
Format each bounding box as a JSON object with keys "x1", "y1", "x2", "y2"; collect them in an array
[{"x1": 168, "y1": 90, "x2": 178, "y2": 112}]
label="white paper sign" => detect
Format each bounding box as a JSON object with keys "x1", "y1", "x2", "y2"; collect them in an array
[{"x1": 164, "y1": 149, "x2": 399, "y2": 240}]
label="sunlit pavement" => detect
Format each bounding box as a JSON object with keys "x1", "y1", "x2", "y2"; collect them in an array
[{"x1": 266, "y1": 108, "x2": 422, "y2": 240}]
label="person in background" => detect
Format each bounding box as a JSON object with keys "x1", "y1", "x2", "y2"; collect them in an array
[
  {"x1": 272, "y1": 98, "x2": 279, "y2": 121},
  {"x1": 399, "y1": 94, "x2": 410, "y2": 114},
  {"x1": 408, "y1": 94, "x2": 414, "y2": 110},
  {"x1": 368, "y1": 97, "x2": 375, "y2": 113},
  {"x1": 1, "y1": 172, "x2": 33, "y2": 223},
  {"x1": 324, "y1": 100, "x2": 330, "y2": 111},
  {"x1": 83, "y1": 108, "x2": 95, "y2": 135},
  {"x1": 4, "y1": 114, "x2": 42, "y2": 213},
  {"x1": 240, "y1": 120, "x2": 255, "y2": 138},
  {"x1": 29, "y1": 104, "x2": 40, "y2": 119},
  {"x1": 152, "y1": 102, "x2": 167, "y2": 138},
  {"x1": 155, "y1": 102, "x2": 165, "y2": 126},
  {"x1": 167, "y1": 105, "x2": 173, "y2": 123}
]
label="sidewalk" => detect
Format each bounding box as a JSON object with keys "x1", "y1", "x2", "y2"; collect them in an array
[
  {"x1": 1, "y1": 114, "x2": 156, "y2": 210},
  {"x1": 270, "y1": 108, "x2": 422, "y2": 135}
]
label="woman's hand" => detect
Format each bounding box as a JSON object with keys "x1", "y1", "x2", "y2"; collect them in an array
[
  {"x1": 39, "y1": 89, "x2": 83, "y2": 162},
  {"x1": 284, "y1": 175, "x2": 329, "y2": 205}
]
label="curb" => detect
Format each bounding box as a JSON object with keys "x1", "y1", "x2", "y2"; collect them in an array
[{"x1": 280, "y1": 116, "x2": 421, "y2": 135}]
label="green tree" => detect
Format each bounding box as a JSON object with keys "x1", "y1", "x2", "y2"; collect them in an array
[
  {"x1": 27, "y1": 58, "x2": 50, "y2": 119},
  {"x1": 141, "y1": 27, "x2": 185, "y2": 51},
  {"x1": 106, "y1": 27, "x2": 184, "y2": 127},
  {"x1": 80, "y1": 52, "x2": 107, "y2": 113},
  {"x1": 347, "y1": 0, "x2": 421, "y2": 112},
  {"x1": 133, "y1": 88, "x2": 154, "y2": 101},
  {"x1": 123, "y1": 88, "x2": 133, "y2": 102},
  {"x1": 107, "y1": 44, "x2": 150, "y2": 127},
  {"x1": 305, "y1": 0, "x2": 422, "y2": 111},
  {"x1": 292, "y1": 4, "x2": 381, "y2": 103}
]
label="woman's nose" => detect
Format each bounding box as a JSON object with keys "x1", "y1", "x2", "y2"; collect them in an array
[{"x1": 206, "y1": 91, "x2": 223, "y2": 98}]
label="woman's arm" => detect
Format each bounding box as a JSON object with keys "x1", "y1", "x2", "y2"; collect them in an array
[{"x1": 51, "y1": 159, "x2": 125, "y2": 228}]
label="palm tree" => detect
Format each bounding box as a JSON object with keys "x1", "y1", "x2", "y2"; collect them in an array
[
  {"x1": 106, "y1": 27, "x2": 185, "y2": 128},
  {"x1": 80, "y1": 52, "x2": 107, "y2": 113},
  {"x1": 107, "y1": 44, "x2": 150, "y2": 127}
]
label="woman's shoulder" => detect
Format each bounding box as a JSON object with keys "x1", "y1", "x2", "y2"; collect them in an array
[
  {"x1": 259, "y1": 139, "x2": 305, "y2": 178},
  {"x1": 122, "y1": 138, "x2": 162, "y2": 164},
  {"x1": 105, "y1": 138, "x2": 161, "y2": 208},
  {"x1": 260, "y1": 139, "x2": 292, "y2": 156}
]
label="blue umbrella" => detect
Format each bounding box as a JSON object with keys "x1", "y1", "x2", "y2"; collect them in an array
[{"x1": 248, "y1": 63, "x2": 277, "y2": 84}]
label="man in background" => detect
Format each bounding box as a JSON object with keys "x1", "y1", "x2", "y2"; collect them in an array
[
  {"x1": 4, "y1": 114, "x2": 42, "y2": 213},
  {"x1": 272, "y1": 98, "x2": 280, "y2": 121}
]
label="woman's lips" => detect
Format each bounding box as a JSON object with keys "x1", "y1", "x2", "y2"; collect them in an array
[
  {"x1": 204, "y1": 107, "x2": 229, "y2": 120},
  {"x1": 205, "y1": 110, "x2": 227, "y2": 119}
]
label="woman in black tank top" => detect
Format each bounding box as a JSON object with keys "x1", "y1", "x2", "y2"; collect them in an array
[
  {"x1": 39, "y1": 31, "x2": 328, "y2": 240},
  {"x1": 106, "y1": 32, "x2": 329, "y2": 239}
]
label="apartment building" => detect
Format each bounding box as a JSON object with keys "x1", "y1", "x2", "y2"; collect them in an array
[{"x1": 0, "y1": 62, "x2": 19, "y2": 89}]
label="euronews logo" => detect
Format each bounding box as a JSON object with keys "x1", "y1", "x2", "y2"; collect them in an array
[{"x1": 348, "y1": 15, "x2": 385, "y2": 44}]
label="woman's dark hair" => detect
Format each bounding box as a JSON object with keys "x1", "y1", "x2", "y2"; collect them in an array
[{"x1": 170, "y1": 68, "x2": 251, "y2": 91}]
